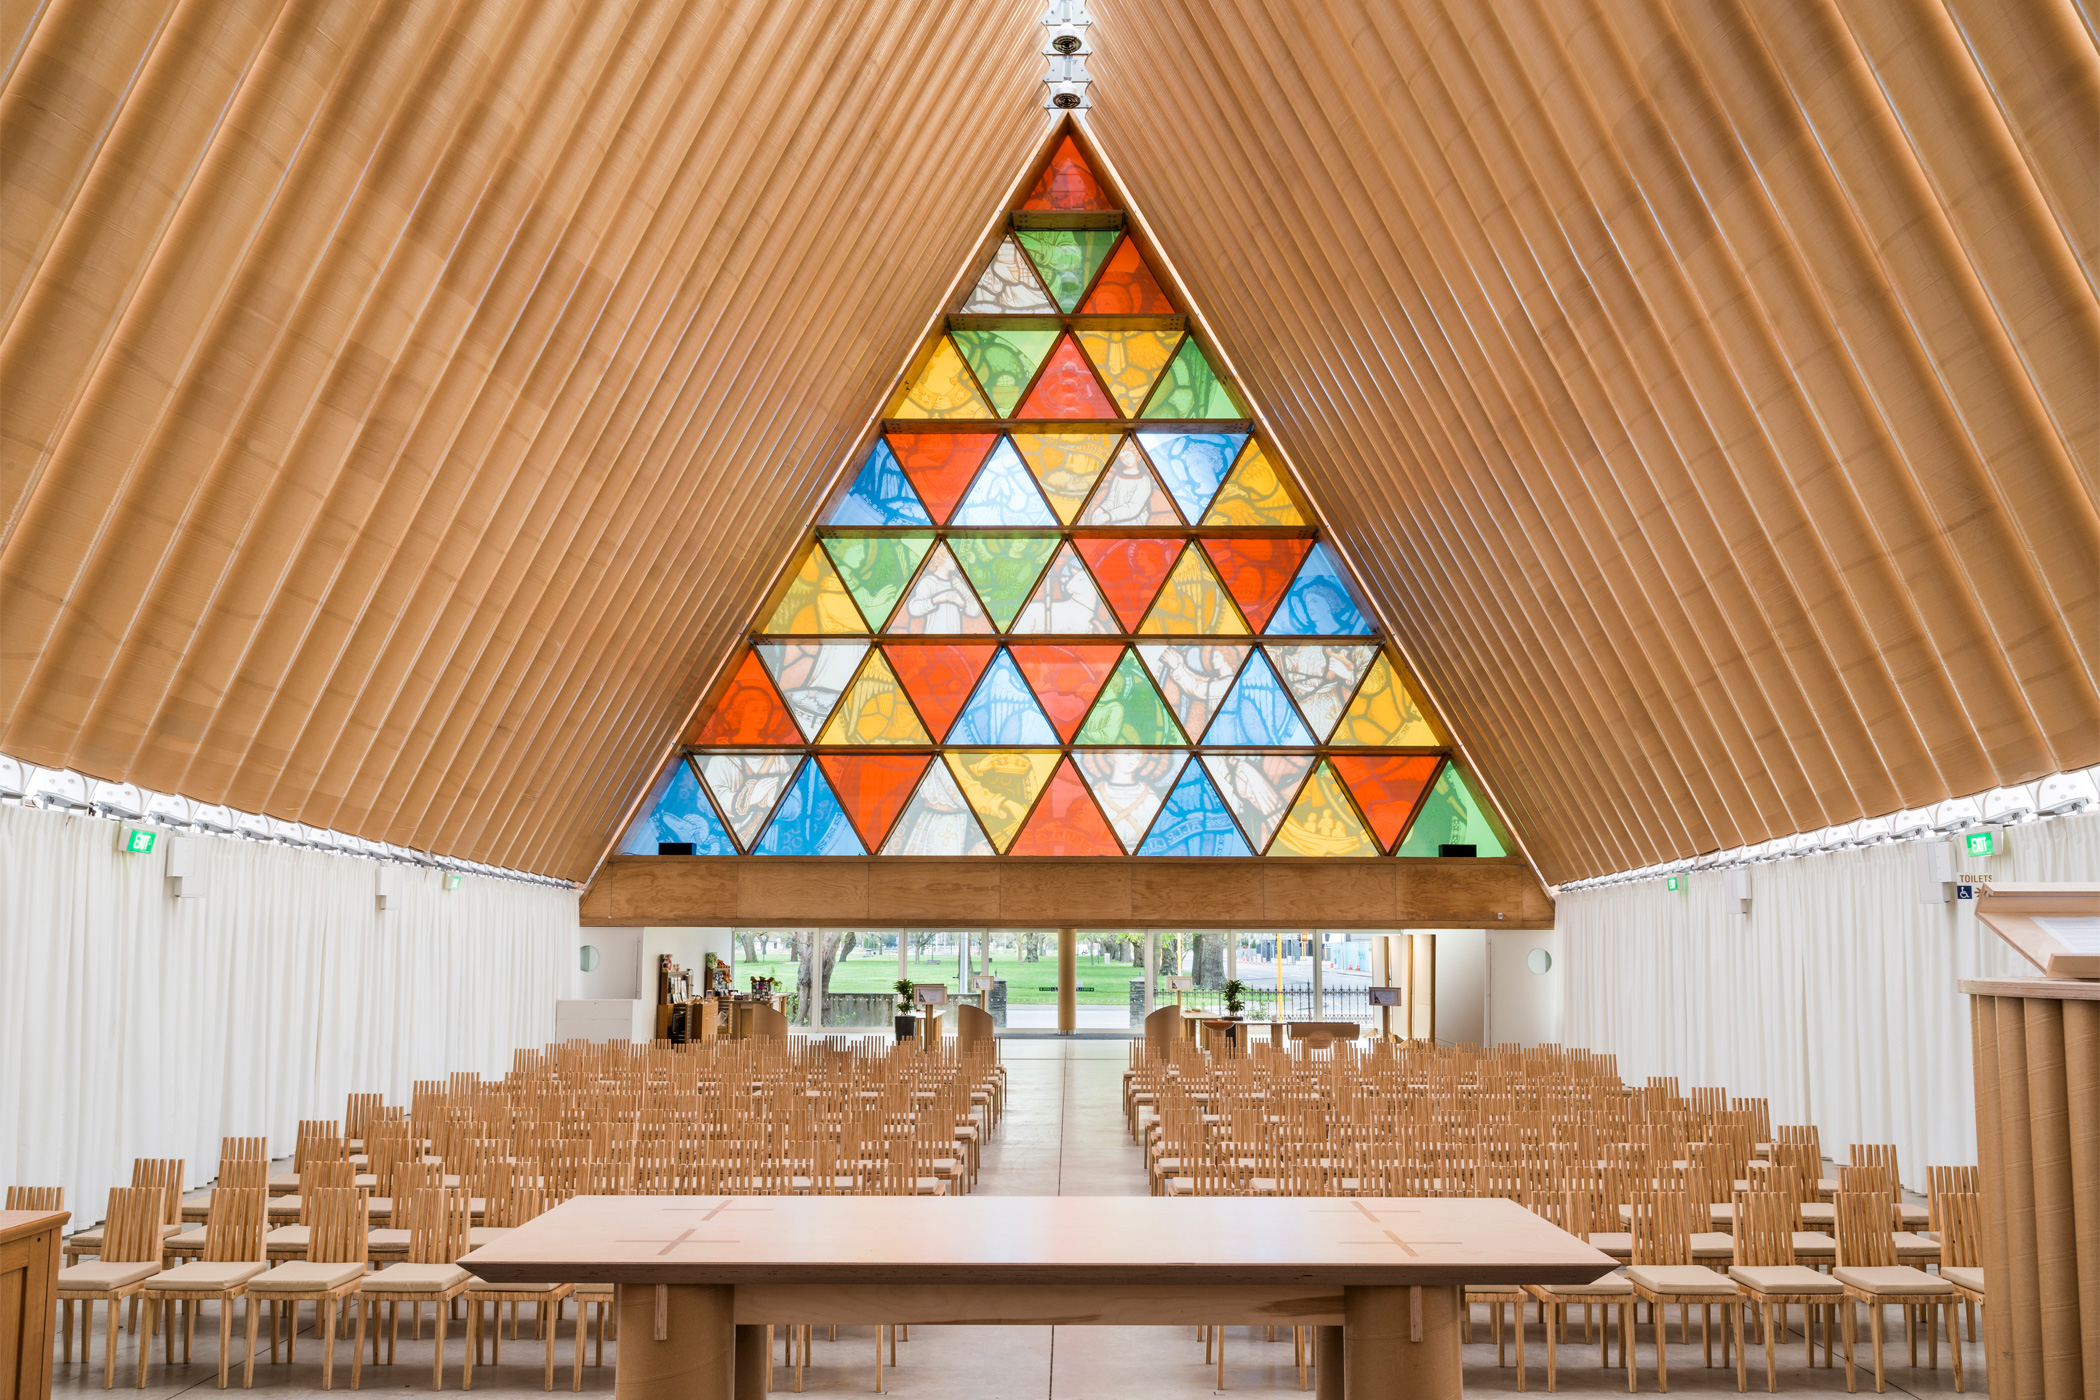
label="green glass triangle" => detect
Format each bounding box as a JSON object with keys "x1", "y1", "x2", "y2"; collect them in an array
[
  {"x1": 948, "y1": 535, "x2": 1060, "y2": 629},
  {"x1": 1395, "y1": 763, "x2": 1509, "y2": 858},
  {"x1": 951, "y1": 329, "x2": 1059, "y2": 417},
  {"x1": 1015, "y1": 229, "x2": 1121, "y2": 313},
  {"x1": 1076, "y1": 649, "x2": 1186, "y2": 746},
  {"x1": 820, "y1": 532, "x2": 933, "y2": 631},
  {"x1": 1142, "y1": 337, "x2": 1244, "y2": 419}
]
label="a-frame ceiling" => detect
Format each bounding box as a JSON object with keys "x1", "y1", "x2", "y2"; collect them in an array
[{"x1": 2, "y1": 0, "x2": 2093, "y2": 884}]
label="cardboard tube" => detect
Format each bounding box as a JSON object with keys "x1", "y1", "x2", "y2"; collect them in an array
[
  {"x1": 615, "y1": 1283, "x2": 733, "y2": 1400},
  {"x1": 1344, "y1": 1284, "x2": 1459, "y2": 1400},
  {"x1": 1997, "y1": 1000, "x2": 2044, "y2": 1399}
]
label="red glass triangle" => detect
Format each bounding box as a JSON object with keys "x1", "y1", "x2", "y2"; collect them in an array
[
  {"x1": 1330, "y1": 755, "x2": 1443, "y2": 852},
  {"x1": 883, "y1": 643, "x2": 997, "y2": 741},
  {"x1": 1007, "y1": 644, "x2": 1123, "y2": 740},
  {"x1": 1201, "y1": 537, "x2": 1314, "y2": 632},
  {"x1": 888, "y1": 432, "x2": 998, "y2": 524},
  {"x1": 1079, "y1": 237, "x2": 1176, "y2": 314},
  {"x1": 1008, "y1": 758, "x2": 1122, "y2": 856},
  {"x1": 1021, "y1": 135, "x2": 1113, "y2": 211},
  {"x1": 1073, "y1": 538, "x2": 1180, "y2": 630},
  {"x1": 687, "y1": 651, "x2": 802, "y2": 744},
  {"x1": 1016, "y1": 335, "x2": 1118, "y2": 419},
  {"x1": 817, "y1": 754, "x2": 932, "y2": 850}
]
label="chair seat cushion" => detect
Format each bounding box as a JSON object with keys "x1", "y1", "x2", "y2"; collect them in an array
[
  {"x1": 165, "y1": 1228, "x2": 209, "y2": 1251},
  {"x1": 264, "y1": 1226, "x2": 309, "y2": 1248},
  {"x1": 1691, "y1": 1232, "x2": 1735, "y2": 1259},
  {"x1": 573, "y1": 1282, "x2": 615, "y2": 1296},
  {"x1": 58, "y1": 1261, "x2": 159, "y2": 1292},
  {"x1": 1626, "y1": 1264, "x2": 1737, "y2": 1296},
  {"x1": 1833, "y1": 1266, "x2": 1952, "y2": 1296},
  {"x1": 1587, "y1": 1231, "x2": 1631, "y2": 1256},
  {"x1": 1791, "y1": 1231, "x2": 1836, "y2": 1255},
  {"x1": 1535, "y1": 1271, "x2": 1633, "y2": 1296},
  {"x1": 468, "y1": 1279, "x2": 569, "y2": 1295},
  {"x1": 267, "y1": 1174, "x2": 301, "y2": 1193},
  {"x1": 362, "y1": 1263, "x2": 469, "y2": 1293},
  {"x1": 267, "y1": 1197, "x2": 304, "y2": 1220},
  {"x1": 468, "y1": 1227, "x2": 512, "y2": 1246},
  {"x1": 1728, "y1": 1264, "x2": 1842, "y2": 1295},
  {"x1": 367, "y1": 1229, "x2": 411, "y2": 1252},
  {"x1": 1942, "y1": 1266, "x2": 1983, "y2": 1294},
  {"x1": 147, "y1": 1261, "x2": 267, "y2": 1289},
  {"x1": 1798, "y1": 1203, "x2": 1835, "y2": 1225},
  {"x1": 1893, "y1": 1232, "x2": 1941, "y2": 1259},
  {"x1": 247, "y1": 1262, "x2": 367, "y2": 1293}
]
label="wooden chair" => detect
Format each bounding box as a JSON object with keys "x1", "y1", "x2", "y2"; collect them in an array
[
  {"x1": 243, "y1": 1187, "x2": 370, "y2": 1389},
  {"x1": 1847, "y1": 1146, "x2": 1926, "y2": 1229},
  {"x1": 65, "y1": 1159, "x2": 185, "y2": 1263},
  {"x1": 6, "y1": 1185, "x2": 63, "y2": 1210},
  {"x1": 1726, "y1": 1191, "x2": 1842, "y2": 1389},
  {"x1": 463, "y1": 1188, "x2": 574, "y2": 1391},
  {"x1": 166, "y1": 1160, "x2": 268, "y2": 1261},
  {"x1": 1837, "y1": 1165, "x2": 1937, "y2": 1265},
  {"x1": 137, "y1": 1186, "x2": 268, "y2": 1390},
  {"x1": 1624, "y1": 1191, "x2": 1744, "y2": 1392},
  {"x1": 1922, "y1": 1165, "x2": 1979, "y2": 1241},
  {"x1": 56, "y1": 1187, "x2": 163, "y2": 1387},
  {"x1": 1831, "y1": 1192, "x2": 1962, "y2": 1393},
  {"x1": 1523, "y1": 1189, "x2": 1634, "y2": 1392},
  {"x1": 1935, "y1": 1192, "x2": 1984, "y2": 1337},
  {"x1": 361, "y1": 1188, "x2": 475, "y2": 1389}
]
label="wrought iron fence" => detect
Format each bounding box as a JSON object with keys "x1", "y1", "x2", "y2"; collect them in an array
[{"x1": 1129, "y1": 984, "x2": 1374, "y2": 1026}]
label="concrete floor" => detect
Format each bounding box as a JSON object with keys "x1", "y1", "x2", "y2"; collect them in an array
[{"x1": 53, "y1": 1039, "x2": 1983, "y2": 1396}]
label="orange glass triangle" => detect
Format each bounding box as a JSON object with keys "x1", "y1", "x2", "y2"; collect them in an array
[
  {"x1": 688, "y1": 651, "x2": 803, "y2": 745},
  {"x1": 889, "y1": 432, "x2": 998, "y2": 525},
  {"x1": 1073, "y1": 537, "x2": 1181, "y2": 630},
  {"x1": 1021, "y1": 135, "x2": 1113, "y2": 211},
  {"x1": 1007, "y1": 643, "x2": 1124, "y2": 740},
  {"x1": 817, "y1": 754, "x2": 932, "y2": 850},
  {"x1": 1008, "y1": 758, "x2": 1122, "y2": 856},
  {"x1": 883, "y1": 643, "x2": 997, "y2": 742},
  {"x1": 1201, "y1": 537, "x2": 1313, "y2": 633},
  {"x1": 1330, "y1": 754, "x2": 1443, "y2": 852},
  {"x1": 1016, "y1": 335, "x2": 1117, "y2": 419},
  {"x1": 1080, "y1": 237, "x2": 1175, "y2": 313}
]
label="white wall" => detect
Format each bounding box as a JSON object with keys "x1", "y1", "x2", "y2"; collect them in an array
[
  {"x1": 1487, "y1": 929, "x2": 1561, "y2": 1047},
  {"x1": 1431, "y1": 929, "x2": 1486, "y2": 1046},
  {"x1": 0, "y1": 804, "x2": 576, "y2": 1219},
  {"x1": 575, "y1": 928, "x2": 643, "y2": 999},
  {"x1": 1559, "y1": 813, "x2": 2099, "y2": 1188}
]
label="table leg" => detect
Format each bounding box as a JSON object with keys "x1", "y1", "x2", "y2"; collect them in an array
[
  {"x1": 734, "y1": 1324, "x2": 766, "y2": 1400},
  {"x1": 1316, "y1": 1324, "x2": 1344, "y2": 1400},
  {"x1": 613, "y1": 1284, "x2": 734, "y2": 1400},
  {"x1": 1344, "y1": 1284, "x2": 1461, "y2": 1400}
]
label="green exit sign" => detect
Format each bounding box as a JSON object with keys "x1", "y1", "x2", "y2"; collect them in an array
[
  {"x1": 1666, "y1": 875, "x2": 1685, "y2": 892},
  {"x1": 444, "y1": 873, "x2": 463, "y2": 891},
  {"x1": 120, "y1": 826, "x2": 157, "y2": 854},
  {"x1": 1963, "y1": 830, "x2": 1997, "y2": 858}
]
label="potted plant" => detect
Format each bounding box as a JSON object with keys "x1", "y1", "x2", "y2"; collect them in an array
[
  {"x1": 1222, "y1": 978, "x2": 1247, "y2": 1019},
  {"x1": 894, "y1": 979, "x2": 918, "y2": 1042}
]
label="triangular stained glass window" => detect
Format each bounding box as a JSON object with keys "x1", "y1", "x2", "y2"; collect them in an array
[
  {"x1": 1200, "y1": 537, "x2": 1311, "y2": 633},
  {"x1": 950, "y1": 534, "x2": 1060, "y2": 630},
  {"x1": 890, "y1": 432, "x2": 997, "y2": 524},
  {"x1": 752, "y1": 759, "x2": 865, "y2": 856},
  {"x1": 946, "y1": 651, "x2": 1060, "y2": 746},
  {"x1": 1010, "y1": 543, "x2": 1118, "y2": 635},
  {"x1": 1138, "y1": 544, "x2": 1249, "y2": 636},
  {"x1": 1017, "y1": 335, "x2": 1117, "y2": 419},
  {"x1": 762, "y1": 544, "x2": 865, "y2": 635},
  {"x1": 1138, "y1": 763, "x2": 1253, "y2": 857},
  {"x1": 881, "y1": 761, "x2": 994, "y2": 855},
  {"x1": 1396, "y1": 763, "x2": 1508, "y2": 858},
  {"x1": 883, "y1": 643, "x2": 997, "y2": 741},
  {"x1": 1075, "y1": 750, "x2": 1186, "y2": 852},
  {"x1": 953, "y1": 328, "x2": 1060, "y2": 417},
  {"x1": 1007, "y1": 643, "x2": 1122, "y2": 741},
  {"x1": 1265, "y1": 643, "x2": 1379, "y2": 741},
  {"x1": 698, "y1": 752, "x2": 801, "y2": 850},
  {"x1": 1268, "y1": 543, "x2": 1373, "y2": 636},
  {"x1": 1075, "y1": 649, "x2": 1186, "y2": 746},
  {"x1": 1079, "y1": 440, "x2": 1182, "y2": 526},
  {"x1": 1202, "y1": 650, "x2": 1315, "y2": 747},
  {"x1": 1270, "y1": 761, "x2": 1380, "y2": 858},
  {"x1": 1138, "y1": 643, "x2": 1249, "y2": 739},
  {"x1": 755, "y1": 641, "x2": 868, "y2": 740},
  {"x1": 821, "y1": 533, "x2": 932, "y2": 632},
  {"x1": 1142, "y1": 337, "x2": 1242, "y2": 419},
  {"x1": 1076, "y1": 329, "x2": 1178, "y2": 417},
  {"x1": 619, "y1": 759, "x2": 736, "y2": 855},
  {"x1": 895, "y1": 337, "x2": 994, "y2": 419},
  {"x1": 1201, "y1": 753, "x2": 1314, "y2": 854},
  {"x1": 688, "y1": 651, "x2": 802, "y2": 746},
  {"x1": 889, "y1": 544, "x2": 995, "y2": 635},
  {"x1": 1330, "y1": 754, "x2": 1442, "y2": 853},
  {"x1": 1136, "y1": 431, "x2": 1247, "y2": 523},
  {"x1": 1016, "y1": 228, "x2": 1121, "y2": 313},
  {"x1": 961, "y1": 236, "x2": 1056, "y2": 313},
  {"x1": 1073, "y1": 537, "x2": 1180, "y2": 630},
  {"x1": 1080, "y1": 237, "x2": 1175, "y2": 313},
  {"x1": 827, "y1": 441, "x2": 932, "y2": 526},
  {"x1": 1330, "y1": 654, "x2": 1438, "y2": 746},
  {"x1": 950, "y1": 439, "x2": 1059, "y2": 527},
  {"x1": 1023, "y1": 135, "x2": 1114, "y2": 210},
  {"x1": 943, "y1": 750, "x2": 1061, "y2": 852},
  {"x1": 1012, "y1": 433, "x2": 1116, "y2": 523},
  {"x1": 1204, "y1": 441, "x2": 1304, "y2": 526},
  {"x1": 817, "y1": 754, "x2": 930, "y2": 850},
  {"x1": 818, "y1": 650, "x2": 932, "y2": 745},
  {"x1": 1008, "y1": 758, "x2": 1122, "y2": 856}
]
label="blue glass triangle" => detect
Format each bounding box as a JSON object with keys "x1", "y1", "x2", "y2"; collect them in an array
[
  {"x1": 946, "y1": 650, "x2": 1060, "y2": 745},
  {"x1": 618, "y1": 760, "x2": 735, "y2": 855},
  {"x1": 1135, "y1": 431, "x2": 1248, "y2": 523},
  {"x1": 825, "y1": 440, "x2": 932, "y2": 526},
  {"x1": 1137, "y1": 763, "x2": 1254, "y2": 856},
  {"x1": 751, "y1": 760, "x2": 866, "y2": 855},
  {"x1": 1203, "y1": 651, "x2": 1316, "y2": 746},
  {"x1": 949, "y1": 439, "x2": 1058, "y2": 527},
  {"x1": 1266, "y1": 543, "x2": 1372, "y2": 635}
]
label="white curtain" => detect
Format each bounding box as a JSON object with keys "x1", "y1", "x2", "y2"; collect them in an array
[
  {"x1": 1560, "y1": 814, "x2": 2100, "y2": 1189},
  {"x1": 0, "y1": 804, "x2": 575, "y2": 1219}
]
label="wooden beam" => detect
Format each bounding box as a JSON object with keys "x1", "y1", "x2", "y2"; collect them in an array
[{"x1": 578, "y1": 856, "x2": 1554, "y2": 928}]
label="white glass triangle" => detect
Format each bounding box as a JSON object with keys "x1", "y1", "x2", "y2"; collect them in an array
[
  {"x1": 890, "y1": 543, "x2": 995, "y2": 634},
  {"x1": 754, "y1": 641, "x2": 869, "y2": 740},
  {"x1": 1010, "y1": 542, "x2": 1118, "y2": 635},
  {"x1": 1201, "y1": 753, "x2": 1316, "y2": 853},
  {"x1": 697, "y1": 752, "x2": 801, "y2": 850},
  {"x1": 880, "y1": 761, "x2": 995, "y2": 855},
  {"x1": 1263, "y1": 643, "x2": 1379, "y2": 740},
  {"x1": 961, "y1": 236, "x2": 1057, "y2": 314},
  {"x1": 1075, "y1": 750, "x2": 1188, "y2": 853}
]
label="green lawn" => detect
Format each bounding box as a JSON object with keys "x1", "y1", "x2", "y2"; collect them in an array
[{"x1": 730, "y1": 953, "x2": 1151, "y2": 1005}]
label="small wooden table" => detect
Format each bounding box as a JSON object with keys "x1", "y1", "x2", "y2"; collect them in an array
[
  {"x1": 1, "y1": 1208, "x2": 69, "y2": 1400},
  {"x1": 463, "y1": 1195, "x2": 1614, "y2": 1399}
]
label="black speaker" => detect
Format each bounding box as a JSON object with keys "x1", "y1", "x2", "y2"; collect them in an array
[
  {"x1": 657, "y1": 841, "x2": 695, "y2": 855},
  {"x1": 1437, "y1": 843, "x2": 1477, "y2": 858}
]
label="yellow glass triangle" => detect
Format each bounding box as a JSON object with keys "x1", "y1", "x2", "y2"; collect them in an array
[
  {"x1": 1203, "y1": 441, "x2": 1305, "y2": 526},
  {"x1": 818, "y1": 651, "x2": 931, "y2": 745},
  {"x1": 1330, "y1": 655, "x2": 1439, "y2": 745},
  {"x1": 1076, "y1": 328, "x2": 1179, "y2": 417},
  {"x1": 894, "y1": 337, "x2": 994, "y2": 419},
  {"x1": 1270, "y1": 761, "x2": 1380, "y2": 857},
  {"x1": 1011, "y1": 432, "x2": 1116, "y2": 524},
  {"x1": 761, "y1": 544, "x2": 867, "y2": 634},
  {"x1": 1136, "y1": 544, "x2": 1250, "y2": 636},
  {"x1": 943, "y1": 750, "x2": 1060, "y2": 852}
]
